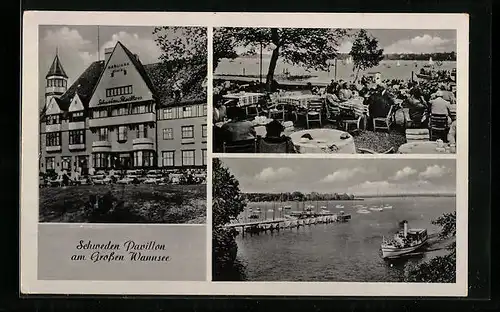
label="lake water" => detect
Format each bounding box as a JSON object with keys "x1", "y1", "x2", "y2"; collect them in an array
[
  {"x1": 235, "y1": 196, "x2": 456, "y2": 282},
  {"x1": 216, "y1": 58, "x2": 456, "y2": 83}
]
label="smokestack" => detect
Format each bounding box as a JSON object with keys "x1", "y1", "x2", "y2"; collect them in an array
[
  {"x1": 403, "y1": 221, "x2": 408, "y2": 238},
  {"x1": 104, "y1": 47, "x2": 113, "y2": 63}
]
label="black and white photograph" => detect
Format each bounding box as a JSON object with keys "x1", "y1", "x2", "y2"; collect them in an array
[
  {"x1": 212, "y1": 28, "x2": 457, "y2": 154},
  {"x1": 38, "y1": 25, "x2": 208, "y2": 223},
  {"x1": 213, "y1": 157, "x2": 457, "y2": 282}
]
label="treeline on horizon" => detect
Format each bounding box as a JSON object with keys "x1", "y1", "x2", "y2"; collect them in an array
[
  {"x1": 243, "y1": 192, "x2": 356, "y2": 202},
  {"x1": 243, "y1": 192, "x2": 456, "y2": 202},
  {"x1": 241, "y1": 52, "x2": 456, "y2": 62}
]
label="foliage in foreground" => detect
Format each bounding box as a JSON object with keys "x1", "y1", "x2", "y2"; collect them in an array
[
  {"x1": 404, "y1": 211, "x2": 456, "y2": 283},
  {"x1": 212, "y1": 159, "x2": 247, "y2": 280}
]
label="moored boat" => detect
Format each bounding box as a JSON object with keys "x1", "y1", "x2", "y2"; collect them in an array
[
  {"x1": 381, "y1": 221, "x2": 428, "y2": 259},
  {"x1": 357, "y1": 209, "x2": 371, "y2": 214},
  {"x1": 369, "y1": 207, "x2": 383, "y2": 211}
]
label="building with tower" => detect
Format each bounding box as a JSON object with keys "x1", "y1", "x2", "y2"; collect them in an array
[{"x1": 39, "y1": 41, "x2": 207, "y2": 175}]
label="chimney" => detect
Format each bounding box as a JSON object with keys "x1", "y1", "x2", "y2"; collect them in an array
[
  {"x1": 134, "y1": 54, "x2": 139, "y2": 62},
  {"x1": 403, "y1": 221, "x2": 408, "y2": 238},
  {"x1": 104, "y1": 47, "x2": 113, "y2": 63}
]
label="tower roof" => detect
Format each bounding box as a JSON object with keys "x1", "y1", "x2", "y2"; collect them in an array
[{"x1": 46, "y1": 54, "x2": 68, "y2": 79}]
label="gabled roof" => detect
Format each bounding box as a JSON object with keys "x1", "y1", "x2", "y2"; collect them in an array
[
  {"x1": 119, "y1": 42, "x2": 159, "y2": 101},
  {"x1": 46, "y1": 42, "x2": 206, "y2": 113},
  {"x1": 46, "y1": 54, "x2": 68, "y2": 78}
]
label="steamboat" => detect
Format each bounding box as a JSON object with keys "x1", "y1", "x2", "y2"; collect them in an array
[{"x1": 381, "y1": 220, "x2": 428, "y2": 259}]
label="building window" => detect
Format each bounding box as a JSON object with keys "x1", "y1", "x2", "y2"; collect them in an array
[
  {"x1": 93, "y1": 153, "x2": 109, "y2": 169},
  {"x1": 202, "y1": 124, "x2": 207, "y2": 138},
  {"x1": 183, "y1": 106, "x2": 192, "y2": 118},
  {"x1": 69, "y1": 130, "x2": 84, "y2": 145},
  {"x1": 131, "y1": 104, "x2": 152, "y2": 114},
  {"x1": 112, "y1": 106, "x2": 128, "y2": 116},
  {"x1": 162, "y1": 151, "x2": 175, "y2": 167},
  {"x1": 46, "y1": 157, "x2": 55, "y2": 170},
  {"x1": 202, "y1": 149, "x2": 207, "y2": 166},
  {"x1": 137, "y1": 124, "x2": 148, "y2": 139},
  {"x1": 106, "y1": 85, "x2": 133, "y2": 97},
  {"x1": 118, "y1": 126, "x2": 128, "y2": 142},
  {"x1": 98, "y1": 128, "x2": 109, "y2": 141},
  {"x1": 162, "y1": 128, "x2": 174, "y2": 140},
  {"x1": 46, "y1": 132, "x2": 61, "y2": 146},
  {"x1": 45, "y1": 114, "x2": 60, "y2": 125},
  {"x1": 70, "y1": 111, "x2": 85, "y2": 122},
  {"x1": 181, "y1": 125, "x2": 194, "y2": 139},
  {"x1": 133, "y1": 151, "x2": 155, "y2": 167},
  {"x1": 61, "y1": 157, "x2": 72, "y2": 171},
  {"x1": 163, "y1": 108, "x2": 173, "y2": 119},
  {"x1": 92, "y1": 109, "x2": 108, "y2": 119},
  {"x1": 202, "y1": 104, "x2": 207, "y2": 116},
  {"x1": 182, "y1": 150, "x2": 195, "y2": 166}
]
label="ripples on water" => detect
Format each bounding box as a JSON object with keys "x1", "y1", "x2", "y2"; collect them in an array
[{"x1": 236, "y1": 197, "x2": 456, "y2": 282}]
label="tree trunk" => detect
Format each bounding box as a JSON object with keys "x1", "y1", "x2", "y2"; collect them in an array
[
  {"x1": 265, "y1": 28, "x2": 280, "y2": 92},
  {"x1": 354, "y1": 67, "x2": 361, "y2": 83}
]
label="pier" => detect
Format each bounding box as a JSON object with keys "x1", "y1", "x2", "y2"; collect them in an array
[{"x1": 224, "y1": 213, "x2": 345, "y2": 237}]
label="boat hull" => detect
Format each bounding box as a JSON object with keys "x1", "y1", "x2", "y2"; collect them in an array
[{"x1": 381, "y1": 238, "x2": 427, "y2": 259}]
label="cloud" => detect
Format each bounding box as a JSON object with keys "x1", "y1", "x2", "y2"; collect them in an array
[
  {"x1": 321, "y1": 167, "x2": 366, "y2": 183},
  {"x1": 337, "y1": 40, "x2": 353, "y2": 53},
  {"x1": 384, "y1": 34, "x2": 455, "y2": 54},
  {"x1": 255, "y1": 167, "x2": 295, "y2": 182},
  {"x1": 100, "y1": 31, "x2": 162, "y2": 65},
  {"x1": 391, "y1": 166, "x2": 417, "y2": 180},
  {"x1": 419, "y1": 165, "x2": 449, "y2": 179}
]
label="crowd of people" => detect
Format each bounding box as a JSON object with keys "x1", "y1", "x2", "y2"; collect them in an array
[{"x1": 213, "y1": 68, "x2": 457, "y2": 152}]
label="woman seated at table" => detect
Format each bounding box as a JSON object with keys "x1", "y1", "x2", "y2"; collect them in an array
[
  {"x1": 403, "y1": 87, "x2": 429, "y2": 127},
  {"x1": 220, "y1": 106, "x2": 256, "y2": 142},
  {"x1": 337, "y1": 82, "x2": 353, "y2": 102},
  {"x1": 260, "y1": 119, "x2": 297, "y2": 153}
]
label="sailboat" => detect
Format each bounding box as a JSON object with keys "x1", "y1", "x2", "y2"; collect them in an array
[
  {"x1": 428, "y1": 57, "x2": 434, "y2": 66},
  {"x1": 396, "y1": 60, "x2": 401, "y2": 67}
]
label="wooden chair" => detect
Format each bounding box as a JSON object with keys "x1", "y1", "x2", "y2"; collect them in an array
[
  {"x1": 372, "y1": 105, "x2": 395, "y2": 132},
  {"x1": 222, "y1": 138, "x2": 258, "y2": 153},
  {"x1": 429, "y1": 114, "x2": 449, "y2": 141},
  {"x1": 259, "y1": 137, "x2": 298, "y2": 154},
  {"x1": 267, "y1": 101, "x2": 286, "y2": 122},
  {"x1": 305, "y1": 99, "x2": 324, "y2": 129},
  {"x1": 245, "y1": 104, "x2": 260, "y2": 119}
]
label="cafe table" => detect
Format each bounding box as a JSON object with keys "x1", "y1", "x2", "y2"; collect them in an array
[
  {"x1": 288, "y1": 129, "x2": 356, "y2": 154},
  {"x1": 222, "y1": 92, "x2": 266, "y2": 107},
  {"x1": 278, "y1": 94, "x2": 323, "y2": 109},
  {"x1": 398, "y1": 141, "x2": 456, "y2": 154}
]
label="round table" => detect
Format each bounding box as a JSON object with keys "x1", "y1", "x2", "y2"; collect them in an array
[
  {"x1": 398, "y1": 141, "x2": 456, "y2": 154},
  {"x1": 289, "y1": 129, "x2": 356, "y2": 154}
]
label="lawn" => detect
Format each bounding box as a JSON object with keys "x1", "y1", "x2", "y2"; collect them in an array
[{"x1": 39, "y1": 184, "x2": 206, "y2": 224}]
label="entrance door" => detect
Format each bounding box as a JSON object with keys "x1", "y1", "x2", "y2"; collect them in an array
[{"x1": 119, "y1": 153, "x2": 132, "y2": 170}]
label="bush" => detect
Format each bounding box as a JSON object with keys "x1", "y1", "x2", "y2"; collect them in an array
[
  {"x1": 404, "y1": 211, "x2": 456, "y2": 283},
  {"x1": 212, "y1": 159, "x2": 247, "y2": 280}
]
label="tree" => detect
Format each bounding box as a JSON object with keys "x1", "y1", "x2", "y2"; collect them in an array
[
  {"x1": 404, "y1": 211, "x2": 456, "y2": 283},
  {"x1": 212, "y1": 159, "x2": 247, "y2": 280},
  {"x1": 152, "y1": 27, "x2": 207, "y2": 98},
  {"x1": 214, "y1": 28, "x2": 347, "y2": 91},
  {"x1": 349, "y1": 29, "x2": 384, "y2": 82}
]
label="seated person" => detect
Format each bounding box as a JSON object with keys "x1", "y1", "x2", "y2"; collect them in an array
[
  {"x1": 337, "y1": 82, "x2": 353, "y2": 101},
  {"x1": 404, "y1": 88, "x2": 428, "y2": 127},
  {"x1": 220, "y1": 106, "x2": 256, "y2": 142},
  {"x1": 260, "y1": 119, "x2": 297, "y2": 153},
  {"x1": 447, "y1": 116, "x2": 457, "y2": 145},
  {"x1": 429, "y1": 90, "x2": 453, "y2": 120}
]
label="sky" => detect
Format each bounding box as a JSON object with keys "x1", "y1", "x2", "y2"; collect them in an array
[
  {"x1": 218, "y1": 158, "x2": 456, "y2": 196},
  {"x1": 226, "y1": 29, "x2": 456, "y2": 56}
]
